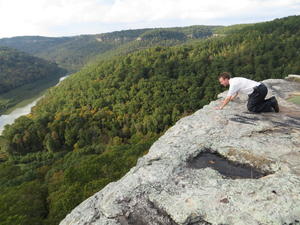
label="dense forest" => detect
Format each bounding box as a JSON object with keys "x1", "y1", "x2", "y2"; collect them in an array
[
  {"x1": 0, "y1": 26, "x2": 221, "y2": 72},
  {"x1": 0, "y1": 47, "x2": 66, "y2": 94},
  {"x1": 0, "y1": 15, "x2": 300, "y2": 225}
]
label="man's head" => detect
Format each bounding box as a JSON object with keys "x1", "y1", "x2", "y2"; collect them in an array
[{"x1": 218, "y1": 72, "x2": 231, "y2": 87}]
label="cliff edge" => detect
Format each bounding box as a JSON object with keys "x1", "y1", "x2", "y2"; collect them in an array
[{"x1": 59, "y1": 77, "x2": 300, "y2": 225}]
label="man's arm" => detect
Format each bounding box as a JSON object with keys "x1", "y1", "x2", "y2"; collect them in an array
[
  {"x1": 215, "y1": 91, "x2": 238, "y2": 109},
  {"x1": 230, "y1": 92, "x2": 238, "y2": 100},
  {"x1": 216, "y1": 96, "x2": 231, "y2": 109},
  {"x1": 215, "y1": 82, "x2": 238, "y2": 110}
]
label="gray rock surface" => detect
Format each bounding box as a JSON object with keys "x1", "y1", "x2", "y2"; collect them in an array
[
  {"x1": 285, "y1": 74, "x2": 300, "y2": 83},
  {"x1": 59, "y1": 79, "x2": 300, "y2": 225}
]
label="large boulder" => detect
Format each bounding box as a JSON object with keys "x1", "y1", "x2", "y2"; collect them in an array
[{"x1": 59, "y1": 78, "x2": 300, "y2": 225}]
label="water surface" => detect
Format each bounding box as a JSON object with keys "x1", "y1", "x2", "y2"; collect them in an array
[{"x1": 0, "y1": 75, "x2": 69, "y2": 135}]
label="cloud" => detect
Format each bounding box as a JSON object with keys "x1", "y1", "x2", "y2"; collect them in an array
[
  {"x1": 102, "y1": 0, "x2": 300, "y2": 23},
  {"x1": 0, "y1": 0, "x2": 299, "y2": 38},
  {"x1": 0, "y1": 0, "x2": 110, "y2": 37}
]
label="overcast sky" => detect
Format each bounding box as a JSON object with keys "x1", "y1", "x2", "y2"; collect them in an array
[{"x1": 0, "y1": 0, "x2": 299, "y2": 38}]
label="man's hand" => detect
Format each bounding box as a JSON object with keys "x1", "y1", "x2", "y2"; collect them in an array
[{"x1": 215, "y1": 105, "x2": 223, "y2": 110}]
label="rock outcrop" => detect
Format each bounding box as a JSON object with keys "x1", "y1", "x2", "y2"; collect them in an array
[{"x1": 59, "y1": 77, "x2": 300, "y2": 225}]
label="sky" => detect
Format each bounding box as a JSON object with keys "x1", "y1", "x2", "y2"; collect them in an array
[{"x1": 0, "y1": 0, "x2": 299, "y2": 38}]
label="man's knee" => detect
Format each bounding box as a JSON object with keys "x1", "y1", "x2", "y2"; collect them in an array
[
  {"x1": 247, "y1": 105, "x2": 256, "y2": 112},
  {"x1": 247, "y1": 102, "x2": 259, "y2": 112},
  {"x1": 247, "y1": 101, "x2": 254, "y2": 111}
]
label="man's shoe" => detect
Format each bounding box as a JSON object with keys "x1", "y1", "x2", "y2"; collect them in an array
[{"x1": 271, "y1": 96, "x2": 279, "y2": 113}]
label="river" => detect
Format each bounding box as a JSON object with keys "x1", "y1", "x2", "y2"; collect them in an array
[{"x1": 0, "y1": 75, "x2": 69, "y2": 135}]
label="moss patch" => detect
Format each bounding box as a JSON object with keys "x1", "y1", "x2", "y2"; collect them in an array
[{"x1": 288, "y1": 95, "x2": 300, "y2": 105}]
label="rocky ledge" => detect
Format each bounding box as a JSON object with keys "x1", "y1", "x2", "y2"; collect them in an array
[{"x1": 60, "y1": 77, "x2": 300, "y2": 225}]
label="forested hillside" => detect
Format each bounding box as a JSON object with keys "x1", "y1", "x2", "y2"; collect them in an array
[
  {"x1": 0, "y1": 47, "x2": 66, "y2": 113},
  {"x1": 0, "y1": 26, "x2": 221, "y2": 72},
  {"x1": 0, "y1": 15, "x2": 300, "y2": 225},
  {"x1": 0, "y1": 47, "x2": 65, "y2": 94},
  {"x1": 0, "y1": 36, "x2": 71, "y2": 55}
]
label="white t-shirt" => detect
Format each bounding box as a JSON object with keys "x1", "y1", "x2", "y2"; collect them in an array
[{"x1": 227, "y1": 77, "x2": 261, "y2": 97}]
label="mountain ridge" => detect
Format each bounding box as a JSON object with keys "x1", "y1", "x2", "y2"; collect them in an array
[{"x1": 0, "y1": 25, "x2": 228, "y2": 71}]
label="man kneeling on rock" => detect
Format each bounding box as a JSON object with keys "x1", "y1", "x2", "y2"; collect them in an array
[{"x1": 216, "y1": 72, "x2": 279, "y2": 113}]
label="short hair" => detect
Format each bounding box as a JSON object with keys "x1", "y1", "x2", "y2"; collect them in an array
[{"x1": 219, "y1": 72, "x2": 231, "y2": 80}]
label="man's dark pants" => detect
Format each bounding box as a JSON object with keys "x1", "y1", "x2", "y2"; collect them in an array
[{"x1": 247, "y1": 83, "x2": 274, "y2": 113}]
